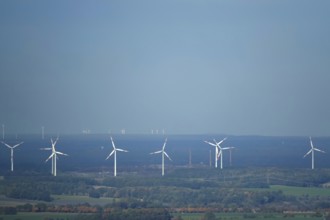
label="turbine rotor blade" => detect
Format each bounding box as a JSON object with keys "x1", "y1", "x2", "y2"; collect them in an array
[
  {"x1": 303, "y1": 149, "x2": 313, "y2": 158},
  {"x1": 164, "y1": 151, "x2": 172, "y2": 161},
  {"x1": 106, "y1": 150, "x2": 115, "y2": 160},
  {"x1": 217, "y1": 150, "x2": 222, "y2": 159},
  {"x1": 12, "y1": 142, "x2": 24, "y2": 148},
  {"x1": 150, "y1": 150, "x2": 162, "y2": 154},
  {"x1": 45, "y1": 153, "x2": 55, "y2": 162},
  {"x1": 204, "y1": 141, "x2": 217, "y2": 147},
  {"x1": 162, "y1": 138, "x2": 167, "y2": 150},
  {"x1": 1, "y1": 141, "x2": 12, "y2": 149},
  {"x1": 314, "y1": 148, "x2": 325, "y2": 153},
  {"x1": 110, "y1": 136, "x2": 116, "y2": 149},
  {"x1": 310, "y1": 137, "x2": 314, "y2": 149},
  {"x1": 116, "y1": 148, "x2": 128, "y2": 152},
  {"x1": 54, "y1": 137, "x2": 59, "y2": 146},
  {"x1": 56, "y1": 151, "x2": 68, "y2": 156},
  {"x1": 217, "y1": 137, "x2": 227, "y2": 145}
]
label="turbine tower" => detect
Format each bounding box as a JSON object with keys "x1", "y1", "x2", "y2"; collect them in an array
[
  {"x1": 41, "y1": 137, "x2": 68, "y2": 176},
  {"x1": 228, "y1": 147, "x2": 235, "y2": 166},
  {"x1": 2, "y1": 124, "x2": 4, "y2": 140},
  {"x1": 106, "y1": 136, "x2": 128, "y2": 177},
  {"x1": 1, "y1": 141, "x2": 23, "y2": 171},
  {"x1": 41, "y1": 126, "x2": 45, "y2": 140},
  {"x1": 303, "y1": 137, "x2": 325, "y2": 169},
  {"x1": 150, "y1": 138, "x2": 172, "y2": 176},
  {"x1": 204, "y1": 137, "x2": 227, "y2": 168}
]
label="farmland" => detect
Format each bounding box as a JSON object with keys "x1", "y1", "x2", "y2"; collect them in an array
[
  {"x1": 270, "y1": 185, "x2": 330, "y2": 197},
  {"x1": 1, "y1": 167, "x2": 330, "y2": 219}
]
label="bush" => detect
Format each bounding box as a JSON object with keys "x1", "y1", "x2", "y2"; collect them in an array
[{"x1": 89, "y1": 189, "x2": 101, "y2": 198}]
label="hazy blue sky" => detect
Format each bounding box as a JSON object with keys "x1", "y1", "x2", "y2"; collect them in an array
[{"x1": 1, "y1": 0, "x2": 329, "y2": 136}]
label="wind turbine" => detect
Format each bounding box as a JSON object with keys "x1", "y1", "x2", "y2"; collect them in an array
[
  {"x1": 150, "y1": 138, "x2": 172, "y2": 176},
  {"x1": 41, "y1": 137, "x2": 68, "y2": 176},
  {"x1": 105, "y1": 136, "x2": 128, "y2": 177},
  {"x1": 303, "y1": 137, "x2": 325, "y2": 170},
  {"x1": 204, "y1": 137, "x2": 227, "y2": 168},
  {"x1": 214, "y1": 138, "x2": 233, "y2": 169},
  {"x1": 1, "y1": 141, "x2": 23, "y2": 171}
]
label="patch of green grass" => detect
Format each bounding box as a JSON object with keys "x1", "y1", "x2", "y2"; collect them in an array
[
  {"x1": 52, "y1": 194, "x2": 115, "y2": 205},
  {"x1": 245, "y1": 185, "x2": 330, "y2": 197},
  {"x1": 172, "y1": 212, "x2": 324, "y2": 220},
  {"x1": 270, "y1": 185, "x2": 330, "y2": 197},
  {"x1": 0, "y1": 212, "x2": 78, "y2": 220},
  {"x1": 0, "y1": 195, "x2": 37, "y2": 207}
]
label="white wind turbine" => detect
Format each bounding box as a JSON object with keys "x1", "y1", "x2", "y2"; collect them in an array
[
  {"x1": 41, "y1": 137, "x2": 68, "y2": 176},
  {"x1": 303, "y1": 137, "x2": 325, "y2": 170},
  {"x1": 150, "y1": 138, "x2": 172, "y2": 176},
  {"x1": 214, "y1": 138, "x2": 233, "y2": 169},
  {"x1": 204, "y1": 137, "x2": 227, "y2": 168},
  {"x1": 1, "y1": 141, "x2": 23, "y2": 171},
  {"x1": 105, "y1": 136, "x2": 128, "y2": 177}
]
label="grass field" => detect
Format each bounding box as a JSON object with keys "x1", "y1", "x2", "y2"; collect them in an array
[
  {"x1": 0, "y1": 194, "x2": 115, "y2": 207},
  {"x1": 246, "y1": 185, "x2": 330, "y2": 197},
  {"x1": 269, "y1": 185, "x2": 330, "y2": 197},
  {"x1": 0, "y1": 195, "x2": 37, "y2": 207},
  {"x1": 52, "y1": 194, "x2": 115, "y2": 205},
  {"x1": 0, "y1": 212, "x2": 79, "y2": 220},
  {"x1": 173, "y1": 212, "x2": 324, "y2": 220}
]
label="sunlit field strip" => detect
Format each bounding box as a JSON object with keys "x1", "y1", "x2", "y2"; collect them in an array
[
  {"x1": 173, "y1": 212, "x2": 324, "y2": 220},
  {"x1": 269, "y1": 185, "x2": 330, "y2": 197},
  {"x1": 244, "y1": 185, "x2": 330, "y2": 197},
  {"x1": 52, "y1": 194, "x2": 117, "y2": 205},
  {"x1": 0, "y1": 212, "x2": 79, "y2": 220}
]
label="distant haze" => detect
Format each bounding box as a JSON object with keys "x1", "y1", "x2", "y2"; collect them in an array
[{"x1": 1, "y1": 0, "x2": 329, "y2": 136}]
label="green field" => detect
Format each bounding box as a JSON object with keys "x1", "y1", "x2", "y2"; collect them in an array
[
  {"x1": 246, "y1": 185, "x2": 330, "y2": 197},
  {"x1": 0, "y1": 194, "x2": 115, "y2": 207},
  {"x1": 0, "y1": 212, "x2": 79, "y2": 220},
  {"x1": 173, "y1": 212, "x2": 324, "y2": 220},
  {"x1": 269, "y1": 185, "x2": 330, "y2": 197},
  {"x1": 52, "y1": 194, "x2": 115, "y2": 205}
]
